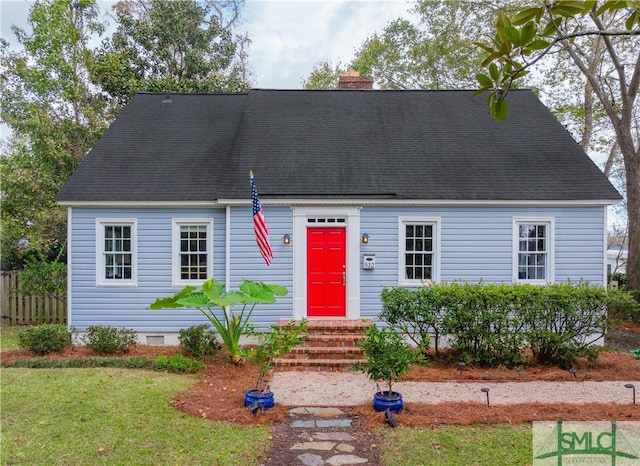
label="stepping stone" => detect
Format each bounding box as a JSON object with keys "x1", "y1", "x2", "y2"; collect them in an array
[
  {"x1": 297, "y1": 453, "x2": 325, "y2": 466},
  {"x1": 288, "y1": 407, "x2": 312, "y2": 415},
  {"x1": 326, "y1": 454, "x2": 369, "y2": 465},
  {"x1": 336, "y1": 443, "x2": 356, "y2": 453},
  {"x1": 307, "y1": 407, "x2": 345, "y2": 418},
  {"x1": 292, "y1": 420, "x2": 316, "y2": 428},
  {"x1": 317, "y1": 418, "x2": 351, "y2": 428},
  {"x1": 313, "y1": 432, "x2": 354, "y2": 441},
  {"x1": 290, "y1": 441, "x2": 336, "y2": 451}
]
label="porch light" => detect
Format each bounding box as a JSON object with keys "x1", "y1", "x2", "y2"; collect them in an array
[
  {"x1": 361, "y1": 233, "x2": 369, "y2": 244},
  {"x1": 283, "y1": 234, "x2": 291, "y2": 245},
  {"x1": 624, "y1": 383, "x2": 636, "y2": 404}
]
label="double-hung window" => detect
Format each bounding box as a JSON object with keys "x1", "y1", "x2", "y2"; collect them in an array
[
  {"x1": 513, "y1": 218, "x2": 554, "y2": 283},
  {"x1": 97, "y1": 219, "x2": 137, "y2": 286},
  {"x1": 399, "y1": 217, "x2": 440, "y2": 286},
  {"x1": 172, "y1": 219, "x2": 213, "y2": 285}
]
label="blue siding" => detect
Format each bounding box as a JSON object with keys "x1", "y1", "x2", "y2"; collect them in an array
[
  {"x1": 358, "y1": 206, "x2": 606, "y2": 320},
  {"x1": 228, "y1": 205, "x2": 294, "y2": 328},
  {"x1": 71, "y1": 208, "x2": 227, "y2": 331},
  {"x1": 70, "y1": 204, "x2": 605, "y2": 332}
]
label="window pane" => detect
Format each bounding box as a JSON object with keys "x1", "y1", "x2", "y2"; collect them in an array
[
  {"x1": 403, "y1": 223, "x2": 435, "y2": 282},
  {"x1": 517, "y1": 222, "x2": 548, "y2": 281},
  {"x1": 178, "y1": 224, "x2": 208, "y2": 280}
]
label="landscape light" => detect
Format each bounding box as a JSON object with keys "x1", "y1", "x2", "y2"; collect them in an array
[
  {"x1": 385, "y1": 408, "x2": 397, "y2": 428},
  {"x1": 480, "y1": 387, "x2": 490, "y2": 406},
  {"x1": 624, "y1": 383, "x2": 636, "y2": 405}
]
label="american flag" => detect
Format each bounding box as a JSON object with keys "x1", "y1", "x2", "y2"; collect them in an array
[{"x1": 250, "y1": 171, "x2": 273, "y2": 266}]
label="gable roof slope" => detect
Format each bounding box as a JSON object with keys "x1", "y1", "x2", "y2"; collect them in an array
[{"x1": 56, "y1": 89, "x2": 621, "y2": 203}]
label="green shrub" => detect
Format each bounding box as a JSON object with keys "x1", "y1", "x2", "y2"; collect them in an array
[
  {"x1": 178, "y1": 324, "x2": 220, "y2": 358},
  {"x1": 83, "y1": 326, "x2": 138, "y2": 354},
  {"x1": 153, "y1": 354, "x2": 205, "y2": 373},
  {"x1": 18, "y1": 324, "x2": 73, "y2": 355},
  {"x1": 380, "y1": 287, "x2": 440, "y2": 353},
  {"x1": 440, "y1": 282, "x2": 527, "y2": 367},
  {"x1": 1, "y1": 357, "x2": 155, "y2": 369},
  {"x1": 606, "y1": 289, "x2": 640, "y2": 324},
  {"x1": 522, "y1": 282, "x2": 606, "y2": 367},
  {"x1": 379, "y1": 281, "x2": 610, "y2": 369}
]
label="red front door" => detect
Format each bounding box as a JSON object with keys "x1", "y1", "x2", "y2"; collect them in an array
[{"x1": 307, "y1": 227, "x2": 346, "y2": 317}]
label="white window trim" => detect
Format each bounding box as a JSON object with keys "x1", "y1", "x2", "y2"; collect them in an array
[
  {"x1": 96, "y1": 218, "x2": 138, "y2": 287},
  {"x1": 172, "y1": 218, "x2": 214, "y2": 287},
  {"x1": 398, "y1": 217, "x2": 441, "y2": 287},
  {"x1": 512, "y1": 217, "x2": 555, "y2": 284}
]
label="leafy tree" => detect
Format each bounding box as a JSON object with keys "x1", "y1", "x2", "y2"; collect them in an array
[
  {"x1": 303, "y1": 1, "x2": 520, "y2": 90},
  {"x1": 475, "y1": 0, "x2": 640, "y2": 293},
  {"x1": 0, "y1": 0, "x2": 110, "y2": 267},
  {"x1": 92, "y1": 0, "x2": 249, "y2": 104},
  {"x1": 302, "y1": 61, "x2": 346, "y2": 89}
]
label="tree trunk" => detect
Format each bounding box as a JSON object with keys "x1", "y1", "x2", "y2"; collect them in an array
[{"x1": 624, "y1": 148, "x2": 640, "y2": 294}]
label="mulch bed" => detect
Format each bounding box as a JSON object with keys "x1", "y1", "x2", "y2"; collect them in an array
[{"x1": 3, "y1": 326, "x2": 640, "y2": 428}]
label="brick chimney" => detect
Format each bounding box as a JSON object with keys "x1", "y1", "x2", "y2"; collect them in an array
[{"x1": 338, "y1": 71, "x2": 373, "y2": 90}]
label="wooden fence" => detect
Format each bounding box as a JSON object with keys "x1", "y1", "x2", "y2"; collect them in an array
[{"x1": 0, "y1": 271, "x2": 66, "y2": 325}]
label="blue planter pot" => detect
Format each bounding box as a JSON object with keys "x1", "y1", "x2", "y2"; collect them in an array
[
  {"x1": 244, "y1": 389, "x2": 275, "y2": 411},
  {"x1": 373, "y1": 391, "x2": 403, "y2": 413}
]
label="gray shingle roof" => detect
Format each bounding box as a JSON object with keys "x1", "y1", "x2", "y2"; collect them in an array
[{"x1": 56, "y1": 89, "x2": 620, "y2": 203}]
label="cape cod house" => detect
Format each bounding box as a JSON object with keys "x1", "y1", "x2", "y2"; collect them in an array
[{"x1": 56, "y1": 75, "x2": 620, "y2": 345}]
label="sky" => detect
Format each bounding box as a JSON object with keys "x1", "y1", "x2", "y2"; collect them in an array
[{"x1": 0, "y1": 0, "x2": 411, "y2": 89}]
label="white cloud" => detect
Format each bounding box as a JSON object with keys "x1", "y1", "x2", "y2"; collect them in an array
[{"x1": 244, "y1": 0, "x2": 409, "y2": 88}]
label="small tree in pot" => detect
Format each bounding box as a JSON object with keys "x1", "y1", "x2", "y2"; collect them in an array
[
  {"x1": 242, "y1": 319, "x2": 307, "y2": 411},
  {"x1": 355, "y1": 324, "x2": 421, "y2": 412}
]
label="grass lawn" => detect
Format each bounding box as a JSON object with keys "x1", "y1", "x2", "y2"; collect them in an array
[
  {"x1": 1, "y1": 368, "x2": 269, "y2": 465},
  {"x1": 1, "y1": 325, "x2": 23, "y2": 350},
  {"x1": 379, "y1": 423, "x2": 532, "y2": 466}
]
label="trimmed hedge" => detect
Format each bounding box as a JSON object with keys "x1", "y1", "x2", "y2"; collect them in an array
[
  {"x1": 381, "y1": 282, "x2": 624, "y2": 368},
  {"x1": 1, "y1": 357, "x2": 155, "y2": 369}
]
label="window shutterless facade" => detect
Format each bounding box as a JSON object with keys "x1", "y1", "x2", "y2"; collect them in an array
[
  {"x1": 513, "y1": 217, "x2": 554, "y2": 283},
  {"x1": 172, "y1": 219, "x2": 213, "y2": 286},
  {"x1": 96, "y1": 219, "x2": 137, "y2": 286},
  {"x1": 398, "y1": 217, "x2": 441, "y2": 286}
]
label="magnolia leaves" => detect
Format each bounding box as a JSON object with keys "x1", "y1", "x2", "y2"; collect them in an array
[{"x1": 474, "y1": 0, "x2": 640, "y2": 121}]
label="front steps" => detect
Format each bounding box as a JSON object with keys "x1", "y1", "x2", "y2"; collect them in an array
[{"x1": 273, "y1": 319, "x2": 372, "y2": 372}]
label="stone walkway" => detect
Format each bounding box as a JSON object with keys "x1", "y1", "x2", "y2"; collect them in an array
[{"x1": 280, "y1": 407, "x2": 377, "y2": 465}]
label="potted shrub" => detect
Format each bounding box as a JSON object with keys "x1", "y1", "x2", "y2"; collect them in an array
[
  {"x1": 355, "y1": 324, "x2": 420, "y2": 413},
  {"x1": 242, "y1": 319, "x2": 307, "y2": 411},
  {"x1": 149, "y1": 278, "x2": 287, "y2": 364}
]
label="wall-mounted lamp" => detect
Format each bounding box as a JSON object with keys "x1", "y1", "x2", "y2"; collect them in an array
[
  {"x1": 283, "y1": 234, "x2": 291, "y2": 245},
  {"x1": 361, "y1": 233, "x2": 369, "y2": 244}
]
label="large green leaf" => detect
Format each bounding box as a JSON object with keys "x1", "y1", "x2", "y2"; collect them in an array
[
  {"x1": 476, "y1": 73, "x2": 493, "y2": 88},
  {"x1": 176, "y1": 292, "x2": 211, "y2": 308},
  {"x1": 148, "y1": 286, "x2": 197, "y2": 309},
  {"x1": 511, "y1": 7, "x2": 541, "y2": 26}
]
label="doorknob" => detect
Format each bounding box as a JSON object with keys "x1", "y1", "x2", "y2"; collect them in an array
[{"x1": 342, "y1": 271, "x2": 346, "y2": 286}]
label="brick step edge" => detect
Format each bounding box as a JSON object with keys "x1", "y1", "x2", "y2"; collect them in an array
[
  {"x1": 277, "y1": 319, "x2": 373, "y2": 334},
  {"x1": 273, "y1": 357, "x2": 365, "y2": 369},
  {"x1": 286, "y1": 346, "x2": 364, "y2": 355}
]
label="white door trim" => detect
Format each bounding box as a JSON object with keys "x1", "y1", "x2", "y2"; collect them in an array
[{"x1": 292, "y1": 206, "x2": 361, "y2": 319}]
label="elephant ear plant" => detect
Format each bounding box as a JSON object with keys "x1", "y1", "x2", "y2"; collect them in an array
[{"x1": 149, "y1": 278, "x2": 287, "y2": 364}]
